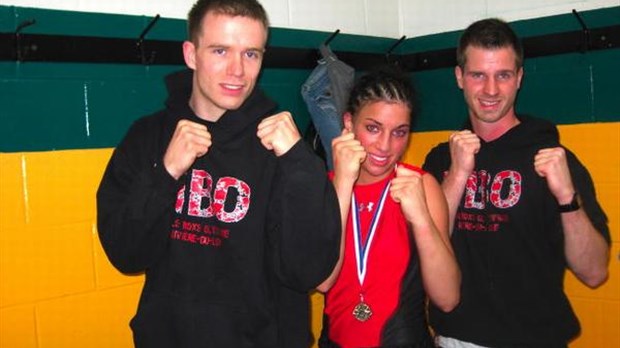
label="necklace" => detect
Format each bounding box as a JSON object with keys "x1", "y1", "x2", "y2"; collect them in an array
[{"x1": 350, "y1": 181, "x2": 391, "y2": 322}]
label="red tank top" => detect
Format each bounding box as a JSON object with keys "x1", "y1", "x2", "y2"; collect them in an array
[{"x1": 325, "y1": 163, "x2": 425, "y2": 348}]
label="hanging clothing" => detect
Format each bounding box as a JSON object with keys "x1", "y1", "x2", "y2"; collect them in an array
[{"x1": 301, "y1": 44, "x2": 355, "y2": 169}]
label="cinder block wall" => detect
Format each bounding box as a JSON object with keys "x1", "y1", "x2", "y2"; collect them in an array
[
  {"x1": 1, "y1": 124, "x2": 618, "y2": 348},
  {"x1": 1, "y1": 5, "x2": 619, "y2": 348},
  {"x1": 6, "y1": 0, "x2": 620, "y2": 38}
]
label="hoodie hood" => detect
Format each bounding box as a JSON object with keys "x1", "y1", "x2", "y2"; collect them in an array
[
  {"x1": 464, "y1": 114, "x2": 560, "y2": 150},
  {"x1": 163, "y1": 69, "x2": 278, "y2": 149}
]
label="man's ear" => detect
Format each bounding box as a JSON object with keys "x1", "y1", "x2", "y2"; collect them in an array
[
  {"x1": 455, "y1": 66, "x2": 464, "y2": 90},
  {"x1": 516, "y1": 66, "x2": 524, "y2": 89},
  {"x1": 183, "y1": 41, "x2": 197, "y2": 70}
]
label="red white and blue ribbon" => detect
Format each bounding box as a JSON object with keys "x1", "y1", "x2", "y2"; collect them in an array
[{"x1": 351, "y1": 181, "x2": 391, "y2": 285}]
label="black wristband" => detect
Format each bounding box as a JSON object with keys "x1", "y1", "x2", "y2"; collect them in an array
[{"x1": 558, "y1": 192, "x2": 580, "y2": 213}]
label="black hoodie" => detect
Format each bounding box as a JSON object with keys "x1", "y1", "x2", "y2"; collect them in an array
[
  {"x1": 423, "y1": 115, "x2": 609, "y2": 347},
  {"x1": 97, "y1": 70, "x2": 340, "y2": 347}
]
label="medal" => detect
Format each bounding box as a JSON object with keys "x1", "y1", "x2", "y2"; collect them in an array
[
  {"x1": 352, "y1": 294, "x2": 372, "y2": 322},
  {"x1": 350, "y1": 181, "x2": 391, "y2": 321}
]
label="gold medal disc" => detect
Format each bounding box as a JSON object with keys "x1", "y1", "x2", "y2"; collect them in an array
[{"x1": 352, "y1": 302, "x2": 372, "y2": 322}]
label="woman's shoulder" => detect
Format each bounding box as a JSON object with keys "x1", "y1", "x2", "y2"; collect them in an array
[{"x1": 397, "y1": 162, "x2": 425, "y2": 174}]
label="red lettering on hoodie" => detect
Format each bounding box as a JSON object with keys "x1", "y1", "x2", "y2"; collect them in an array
[{"x1": 174, "y1": 169, "x2": 251, "y2": 223}]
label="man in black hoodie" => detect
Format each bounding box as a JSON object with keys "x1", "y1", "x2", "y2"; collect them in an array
[
  {"x1": 96, "y1": 0, "x2": 340, "y2": 347},
  {"x1": 423, "y1": 18, "x2": 610, "y2": 348}
]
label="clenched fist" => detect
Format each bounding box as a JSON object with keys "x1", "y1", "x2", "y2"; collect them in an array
[
  {"x1": 164, "y1": 119, "x2": 212, "y2": 179},
  {"x1": 448, "y1": 130, "x2": 480, "y2": 177},
  {"x1": 332, "y1": 129, "x2": 367, "y2": 184},
  {"x1": 257, "y1": 112, "x2": 301, "y2": 156},
  {"x1": 390, "y1": 165, "x2": 428, "y2": 224},
  {"x1": 534, "y1": 147, "x2": 575, "y2": 204}
]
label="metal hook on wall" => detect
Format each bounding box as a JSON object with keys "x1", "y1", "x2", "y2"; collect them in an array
[
  {"x1": 385, "y1": 35, "x2": 406, "y2": 64},
  {"x1": 137, "y1": 14, "x2": 160, "y2": 64},
  {"x1": 324, "y1": 29, "x2": 340, "y2": 46},
  {"x1": 571, "y1": 9, "x2": 590, "y2": 53},
  {"x1": 14, "y1": 19, "x2": 36, "y2": 61}
]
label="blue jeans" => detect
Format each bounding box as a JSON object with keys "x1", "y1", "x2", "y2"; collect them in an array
[{"x1": 301, "y1": 60, "x2": 344, "y2": 170}]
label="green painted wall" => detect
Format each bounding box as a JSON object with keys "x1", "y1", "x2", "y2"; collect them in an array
[{"x1": 1, "y1": 5, "x2": 618, "y2": 152}]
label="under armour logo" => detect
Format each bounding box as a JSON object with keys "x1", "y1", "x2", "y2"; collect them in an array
[{"x1": 358, "y1": 202, "x2": 374, "y2": 213}]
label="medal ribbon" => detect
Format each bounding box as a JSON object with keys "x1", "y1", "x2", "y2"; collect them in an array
[{"x1": 351, "y1": 181, "x2": 391, "y2": 285}]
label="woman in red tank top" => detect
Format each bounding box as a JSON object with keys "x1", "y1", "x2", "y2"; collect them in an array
[{"x1": 317, "y1": 66, "x2": 461, "y2": 348}]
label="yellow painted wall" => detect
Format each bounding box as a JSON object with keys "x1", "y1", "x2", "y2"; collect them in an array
[{"x1": 1, "y1": 123, "x2": 618, "y2": 347}]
